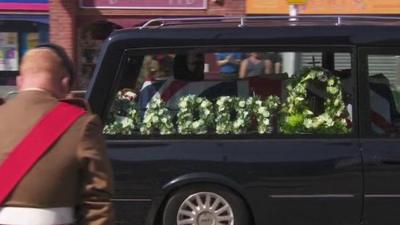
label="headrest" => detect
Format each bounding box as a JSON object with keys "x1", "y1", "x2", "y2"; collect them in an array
[{"x1": 173, "y1": 54, "x2": 204, "y2": 81}]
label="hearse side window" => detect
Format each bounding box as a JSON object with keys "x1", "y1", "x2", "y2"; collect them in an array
[
  {"x1": 367, "y1": 54, "x2": 400, "y2": 136},
  {"x1": 103, "y1": 49, "x2": 353, "y2": 137}
]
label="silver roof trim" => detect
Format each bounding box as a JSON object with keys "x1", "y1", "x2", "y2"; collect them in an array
[{"x1": 138, "y1": 15, "x2": 400, "y2": 30}]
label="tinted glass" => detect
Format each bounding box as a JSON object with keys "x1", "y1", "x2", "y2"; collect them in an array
[
  {"x1": 367, "y1": 54, "x2": 400, "y2": 136},
  {"x1": 104, "y1": 49, "x2": 353, "y2": 137}
]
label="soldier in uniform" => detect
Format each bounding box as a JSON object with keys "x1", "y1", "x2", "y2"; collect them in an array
[{"x1": 0, "y1": 44, "x2": 114, "y2": 225}]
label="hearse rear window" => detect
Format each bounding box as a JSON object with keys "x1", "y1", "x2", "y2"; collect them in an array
[
  {"x1": 104, "y1": 48, "x2": 353, "y2": 137},
  {"x1": 367, "y1": 54, "x2": 400, "y2": 137}
]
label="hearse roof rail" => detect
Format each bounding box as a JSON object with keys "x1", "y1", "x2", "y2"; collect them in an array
[{"x1": 138, "y1": 15, "x2": 400, "y2": 29}]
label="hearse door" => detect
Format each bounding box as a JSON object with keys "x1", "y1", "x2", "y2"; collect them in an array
[
  {"x1": 256, "y1": 51, "x2": 363, "y2": 225},
  {"x1": 358, "y1": 47, "x2": 400, "y2": 225}
]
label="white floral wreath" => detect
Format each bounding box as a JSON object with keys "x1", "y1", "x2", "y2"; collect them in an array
[
  {"x1": 140, "y1": 96, "x2": 175, "y2": 135},
  {"x1": 176, "y1": 95, "x2": 214, "y2": 135},
  {"x1": 281, "y1": 67, "x2": 350, "y2": 134},
  {"x1": 103, "y1": 90, "x2": 141, "y2": 135}
]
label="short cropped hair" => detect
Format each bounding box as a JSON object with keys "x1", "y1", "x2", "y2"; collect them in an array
[
  {"x1": 34, "y1": 43, "x2": 75, "y2": 86},
  {"x1": 20, "y1": 48, "x2": 66, "y2": 81}
]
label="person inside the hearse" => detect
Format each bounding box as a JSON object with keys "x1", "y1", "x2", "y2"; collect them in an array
[
  {"x1": 173, "y1": 52, "x2": 205, "y2": 81},
  {"x1": 140, "y1": 55, "x2": 160, "y2": 78},
  {"x1": 239, "y1": 52, "x2": 269, "y2": 79},
  {"x1": 133, "y1": 55, "x2": 159, "y2": 94},
  {"x1": 156, "y1": 54, "x2": 175, "y2": 79}
]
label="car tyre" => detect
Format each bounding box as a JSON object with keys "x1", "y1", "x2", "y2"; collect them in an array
[{"x1": 163, "y1": 184, "x2": 250, "y2": 225}]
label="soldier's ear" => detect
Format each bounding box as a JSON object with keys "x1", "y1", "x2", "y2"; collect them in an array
[{"x1": 61, "y1": 76, "x2": 71, "y2": 92}]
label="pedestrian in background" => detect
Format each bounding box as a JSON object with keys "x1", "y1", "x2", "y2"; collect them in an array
[
  {"x1": 215, "y1": 52, "x2": 242, "y2": 79},
  {"x1": 239, "y1": 52, "x2": 268, "y2": 78},
  {"x1": 264, "y1": 52, "x2": 283, "y2": 74},
  {"x1": 0, "y1": 44, "x2": 114, "y2": 225}
]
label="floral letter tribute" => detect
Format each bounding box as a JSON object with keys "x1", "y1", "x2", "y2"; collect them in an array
[
  {"x1": 251, "y1": 96, "x2": 280, "y2": 134},
  {"x1": 215, "y1": 96, "x2": 253, "y2": 134},
  {"x1": 280, "y1": 67, "x2": 350, "y2": 134},
  {"x1": 177, "y1": 95, "x2": 214, "y2": 134},
  {"x1": 140, "y1": 96, "x2": 175, "y2": 135},
  {"x1": 104, "y1": 90, "x2": 141, "y2": 135},
  {"x1": 104, "y1": 67, "x2": 351, "y2": 136}
]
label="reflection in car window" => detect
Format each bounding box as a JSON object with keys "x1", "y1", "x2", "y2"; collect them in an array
[
  {"x1": 368, "y1": 54, "x2": 400, "y2": 136},
  {"x1": 104, "y1": 49, "x2": 353, "y2": 137}
]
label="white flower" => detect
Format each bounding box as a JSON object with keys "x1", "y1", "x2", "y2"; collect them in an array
[
  {"x1": 258, "y1": 107, "x2": 266, "y2": 114},
  {"x1": 303, "y1": 118, "x2": 313, "y2": 128},
  {"x1": 325, "y1": 117, "x2": 334, "y2": 126},
  {"x1": 304, "y1": 110, "x2": 314, "y2": 116},
  {"x1": 143, "y1": 115, "x2": 151, "y2": 123},
  {"x1": 152, "y1": 116, "x2": 159, "y2": 123},
  {"x1": 262, "y1": 111, "x2": 270, "y2": 117},
  {"x1": 333, "y1": 98, "x2": 340, "y2": 106},
  {"x1": 193, "y1": 121, "x2": 200, "y2": 129},
  {"x1": 295, "y1": 97, "x2": 304, "y2": 102},
  {"x1": 121, "y1": 117, "x2": 132, "y2": 128},
  {"x1": 180, "y1": 101, "x2": 188, "y2": 108}
]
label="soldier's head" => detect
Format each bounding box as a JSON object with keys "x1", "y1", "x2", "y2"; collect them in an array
[{"x1": 18, "y1": 43, "x2": 75, "y2": 99}]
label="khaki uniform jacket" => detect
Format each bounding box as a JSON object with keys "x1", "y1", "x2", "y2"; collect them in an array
[{"x1": 0, "y1": 90, "x2": 114, "y2": 225}]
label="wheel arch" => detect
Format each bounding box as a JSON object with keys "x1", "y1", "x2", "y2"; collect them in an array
[{"x1": 147, "y1": 172, "x2": 254, "y2": 225}]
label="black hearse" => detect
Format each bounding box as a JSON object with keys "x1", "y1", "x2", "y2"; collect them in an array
[{"x1": 87, "y1": 16, "x2": 400, "y2": 225}]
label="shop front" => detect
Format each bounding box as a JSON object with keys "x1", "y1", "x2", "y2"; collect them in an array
[
  {"x1": 0, "y1": 0, "x2": 49, "y2": 97},
  {"x1": 77, "y1": 0, "x2": 210, "y2": 88},
  {"x1": 245, "y1": 0, "x2": 400, "y2": 85},
  {"x1": 246, "y1": 0, "x2": 400, "y2": 15}
]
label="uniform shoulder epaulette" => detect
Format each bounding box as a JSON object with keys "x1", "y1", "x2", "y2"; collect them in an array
[{"x1": 59, "y1": 98, "x2": 91, "y2": 112}]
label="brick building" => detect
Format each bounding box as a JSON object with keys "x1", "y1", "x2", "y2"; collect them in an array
[{"x1": 50, "y1": 0, "x2": 245, "y2": 88}]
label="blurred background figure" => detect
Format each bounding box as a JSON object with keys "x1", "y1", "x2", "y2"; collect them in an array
[
  {"x1": 264, "y1": 52, "x2": 283, "y2": 74},
  {"x1": 215, "y1": 52, "x2": 242, "y2": 79},
  {"x1": 239, "y1": 52, "x2": 268, "y2": 78}
]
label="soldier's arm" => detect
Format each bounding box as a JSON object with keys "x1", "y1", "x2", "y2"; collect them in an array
[{"x1": 77, "y1": 114, "x2": 114, "y2": 225}]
